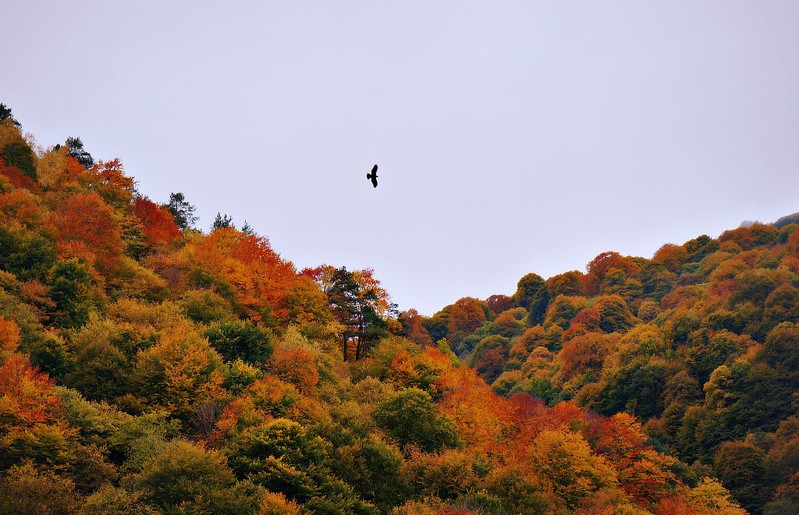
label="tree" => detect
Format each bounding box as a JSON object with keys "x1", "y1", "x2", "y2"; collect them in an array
[
  {"x1": 130, "y1": 196, "x2": 182, "y2": 247},
  {"x1": 212, "y1": 212, "x2": 234, "y2": 230},
  {"x1": 683, "y1": 477, "x2": 747, "y2": 514},
  {"x1": 714, "y1": 441, "x2": 768, "y2": 513},
  {"x1": 702, "y1": 360, "x2": 794, "y2": 445},
  {"x1": 652, "y1": 244, "x2": 688, "y2": 272},
  {"x1": 0, "y1": 316, "x2": 20, "y2": 360},
  {"x1": 83, "y1": 159, "x2": 135, "y2": 208},
  {"x1": 546, "y1": 271, "x2": 585, "y2": 298},
  {"x1": 398, "y1": 309, "x2": 434, "y2": 347},
  {"x1": 404, "y1": 449, "x2": 479, "y2": 500},
  {"x1": 1, "y1": 142, "x2": 36, "y2": 180},
  {"x1": 763, "y1": 322, "x2": 799, "y2": 372},
  {"x1": 0, "y1": 463, "x2": 81, "y2": 514},
  {"x1": 0, "y1": 225, "x2": 56, "y2": 281},
  {"x1": 374, "y1": 388, "x2": 458, "y2": 452},
  {"x1": 52, "y1": 191, "x2": 124, "y2": 268},
  {"x1": 593, "y1": 357, "x2": 667, "y2": 419},
  {"x1": 322, "y1": 266, "x2": 389, "y2": 360},
  {"x1": 48, "y1": 259, "x2": 100, "y2": 329},
  {"x1": 133, "y1": 326, "x2": 225, "y2": 420},
  {"x1": 64, "y1": 136, "x2": 94, "y2": 168},
  {"x1": 0, "y1": 103, "x2": 20, "y2": 127},
  {"x1": 334, "y1": 438, "x2": 408, "y2": 511},
  {"x1": 587, "y1": 251, "x2": 639, "y2": 281},
  {"x1": 544, "y1": 295, "x2": 588, "y2": 330},
  {"x1": 528, "y1": 429, "x2": 618, "y2": 509},
  {"x1": 164, "y1": 192, "x2": 198, "y2": 230},
  {"x1": 513, "y1": 273, "x2": 545, "y2": 309},
  {"x1": 227, "y1": 418, "x2": 369, "y2": 510},
  {"x1": 446, "y1": 297, "x2": 488, "y2": 354},
  {"x1": 556, "y1": 332, "x2": 614, "y2": 382},
  {"x1": 204, "y1": 319, "x2": 274, "y2": 365},
  {"x1": 268, "y1": 345, "x2": 320, "y2": 394},
  {"x1": 80, "y1": 485, "x2": 158, "y2": 514},
  {"x1": 486, "y1": 294, "x2": 514, "y2": 315},
  {"x1": 129, "y1": 439, "x2": 263, "y2": 514},
  {"x1": 468, "y1": 335, "x2": 510, "y2": 384},
  {"x1": 594, "y1": 294, "x2": 637, "y2": 333},
  {"x1": 64, "y1": 331, "x2": 130, "y2": 403},
  {"x1": 483, "y1": 466, "x2": 552, "y2": 514}
]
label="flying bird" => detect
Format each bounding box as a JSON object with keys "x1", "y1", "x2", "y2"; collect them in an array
[{"x1": 366, "y1": 164, "x2": 378, "y2": 188}]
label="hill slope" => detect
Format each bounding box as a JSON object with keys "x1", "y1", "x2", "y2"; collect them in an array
[
  {"x1": 0, "y1": 105, "x2": 752, "y2": 513},
  {"x1": 416, "y1": 216, "x2": 799, "y2": 513}
]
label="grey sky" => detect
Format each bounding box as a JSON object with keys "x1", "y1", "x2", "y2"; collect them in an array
[{"x1": 4, "y1": 1, "x2": 799, "y2": 315}]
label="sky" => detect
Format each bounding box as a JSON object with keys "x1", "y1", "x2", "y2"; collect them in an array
[{"x1": 3, "y1": 1, "x2": 799, "y2": 315}]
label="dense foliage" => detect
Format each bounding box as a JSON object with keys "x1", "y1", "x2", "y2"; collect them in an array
[
  {"x1": 416, "y1": 220, "x2": 799, "y2": 513},
  {"x1": 0, "y1": 105, "x2": 761, "y2": 513}
]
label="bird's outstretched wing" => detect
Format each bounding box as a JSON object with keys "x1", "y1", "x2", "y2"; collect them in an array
[{"x1": 367, "y1": 164, "x2": 378, "y2": 188}]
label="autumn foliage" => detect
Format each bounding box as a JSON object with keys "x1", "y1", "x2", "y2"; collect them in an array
[{"x1": 0, "y1": 106, "x2": 775, "y2": 513}]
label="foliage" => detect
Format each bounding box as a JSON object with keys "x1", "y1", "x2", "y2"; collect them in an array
[
  {"x1": 374, "y1": 388, "x2": 458, "y2": 453},
  {"x1": 64, "y1": 136, "x2": 94, "y2": 168},
  {"x1": 0, "y1": 105, "x2": 765, "y2": 513},
  {"x1": 205, "y1": 319, "x2": 273, "y2": 365},
  {"x1": 164, "y1": 191, "x2": 197, "y2": 230}
]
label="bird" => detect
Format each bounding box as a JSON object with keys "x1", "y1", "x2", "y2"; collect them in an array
[{"x1": 366, "y1": 164, "x2": 378, "y2": 188}]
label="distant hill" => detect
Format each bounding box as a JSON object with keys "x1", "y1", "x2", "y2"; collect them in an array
[{"x1": 775, "y1": 211, "x2": 799, "y2": 228}]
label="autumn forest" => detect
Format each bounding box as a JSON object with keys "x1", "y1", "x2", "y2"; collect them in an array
[{"x1": 2, "y1": 104, "x2": 799, "y2": 513}]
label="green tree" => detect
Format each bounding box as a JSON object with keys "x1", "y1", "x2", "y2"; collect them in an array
[
  {"x1": 468, "y1": 335, "x2": 511, "y2": 384},
  {"x1": 164, "y1": 192, "x2": 198, "y2": 230},
  {"x1": 703, "y1": 361, "x2": 794, "y2": 444},
  {"x1": 64, "y1": 136, "x2": 94, "y2": 168},
  {"x1": 0, "y1": 225, "x2": 56, "y2": 281},
  {"x1": 594, "y1": 294, "x2": 637, "y2": 333},
  {"x1": 212, "y1": 212, "x2": 234, "y2": 230},
  {"x1": 129, "y1": 439, "x2": 263, "y2": 514},
  {"x1": 544, "y1": 295, "x2": 588, "y2": 330},
  {"x1": 374, "y1": 388, "x2": 458, "y2": 452},
  {"x1": 594, "y1": 357, "x2": 667, "y2": 418},
  {"x1": 81, "y1": 485, "x2": 159, "y2": 515},
  {"x1": 65, "y1": 338, "x2": 129, "y2": 403},
  {"x1": 714, "y1": 441, "x2": 768, "y2": 513},
  {"x1": 1, "y1": 141, "x2": 36, "y2": 180},
  {"x1": 0, "y1": 103, "x2": 21, "y2": 127},
  {"x1": 326, "y1": 266, "x2": 388, "y2": 360},
  {"x1": 513, "y1": 273, "x2": 545, "y2": 310},
  {"x1": 334, "y1": 438, "x2": 408, "y2": 511},
  {"x1": 48, "y1": 259, "x2": 101, "y2": 329},
  {"x1": 227, "y1": 418, "x2": 371, "y2": 511},
  {"x1": 204, "y1": 319, "x2": 274, "y2": 365}
]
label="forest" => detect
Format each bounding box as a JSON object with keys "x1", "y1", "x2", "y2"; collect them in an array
[{"x1": 1, "y1": 103, "x2": 796, "y2": 513}]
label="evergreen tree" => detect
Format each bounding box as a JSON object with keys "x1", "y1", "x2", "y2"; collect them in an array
[
  {"x1": 165, "y1": 192, "x2": 198, "y2": 229},
  {"x1": 212, "y1": 212, "x2": 234, "y2": 230},
  {"x1": 65, "y1": 136, "x2": 94, "y2": 168},
  {"x1": 0, "y1": 103, "x2": 20, "y2": 127}
]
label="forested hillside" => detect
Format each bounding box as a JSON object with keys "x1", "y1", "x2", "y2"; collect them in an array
[
  {"x1": 413, "y1": 212, "x2": 799, "y2": 514},
  {"x1": 0, "y1": 104, "x2": 757, "y2": 513}
]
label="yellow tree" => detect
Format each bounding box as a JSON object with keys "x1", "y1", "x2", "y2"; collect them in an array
[
  {"x1": 527, "y1": 429, "x2": 619, "y2": 509},
  {"x1": 133, "y1": 325, "x2": 225, "y2": 420}
]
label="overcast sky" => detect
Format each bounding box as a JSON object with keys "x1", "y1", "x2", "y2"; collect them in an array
[{"x1": 4, "y1": 1, "x2": 799, "y2": 315}]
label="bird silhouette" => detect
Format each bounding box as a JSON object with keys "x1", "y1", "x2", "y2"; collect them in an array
[{"x1": 366, "y1": 164, "x2": 378, "y2": 188}]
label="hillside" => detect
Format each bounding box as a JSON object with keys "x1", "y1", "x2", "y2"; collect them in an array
[
  {"x1": 415, "y1": 213, "x2": 799, "y2": 514},
  {"x1": 0, "y1": 104, "x2": 757, "y2": 513}
]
